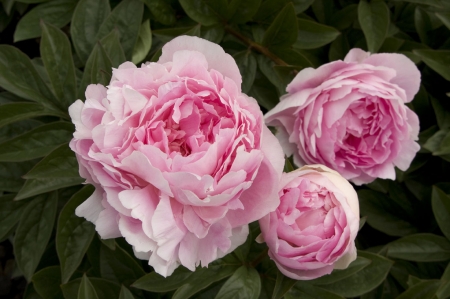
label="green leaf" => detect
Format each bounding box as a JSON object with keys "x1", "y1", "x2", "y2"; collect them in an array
[
  {"x1": 96, "y1": 0, "x2": 144, "y2": 60},
  {"x1": 15, "y1": 177, "x2": 84, "y2": 201},
  {"x1": 228, "y1": 0, "x2": 261, "y2": 24},
  {"x1": 432, "y1": 186, "x2": 450, "y2": 241},
  {"x1": 0, "y1": 121, "x2": 73, "y2": 162},
  {"x1": 23, "y1": 283, "x2": 44, "y2": 299},
  {"x1": 430, "y1": 96, "x2": 450, "y2": 130},
  {"x1": 62, "y1": 277, "x2": 120, "y2": 299},
  {"x1": 329, "y1": 34, "x2": 350, "y2": 61},
  {"x1": 13, "y1": 0, "x2": 77, "y2": 42},
  {"x1": 294, "y1": 18, "x2": 340, "y2": 49},
  {"x1": 272, "y1": 269, "x2": 297, "y2": 299},
  {"x1": 78, "y1": 275, "x2": 99, "y2": 299},
  {"x1": 436, "y1": 12, "x2": 450, "y2": 31},
  {"x1": 311, "y1": 256, "x2": 372, "y2": 285},
  {"x1": 248, "y1": 71, "x2": 280, "y2": 110},
  {"x1": 14, "y1": 192, "x2": 58, "y2": 281},
  {"x1": 99, "y1": 29, "x2": 126, "y2": 68},
  {"x1": 0, "y1": 160, "x2": 35, "y2": 192},
  {"x1": 172, "y1": 264, "x2": 241, "y2": 299},
  {"x1": 132, "y1": 266, "x2": 194, "y2": 292},
  {"x1": 40, "y1": 22, "x2": 77, "y2": 111},
  {"x1": 142, "y1": 0, "x2": 176, "y2": 25},
  {"x1": 0, "y1": 102, "x2": 64, "y2": 128},
  {"x1": 0, "y1": 194, "x2": 29, "y2": 240},
  {"x1": 132, "y1": 19, "x2": 152, "y2": 65},
  {"x1": 70, "y1": 0, "x2": 111, "y2": 64},
  {"x1": 387, "y1": 233, "x2": 450, "y2": 262},
  {"x1": 119, "y1": 286, "x2": 135, "y2": 299},
  {"x1": 413, "y1": 50, "x2": 450, "y2": 81},
  {"x1": 99, "y1": 242, "x2": 145, "y2": 286},
  {"x1": 262, "y1": 3, "x2": 297, "y2": 48},
  {"x1": 78, "y1": 42, "x2": 113, "y2": 99},
  {"x1": 392, "y1": 0, "x2": 450, "y2": 8},
  {"x1": 330, "y1": 4, "x2": 357, "y2": 30},
  {"x1": 396, "y1": 280, "x2": 441, "y2": 299},
  {"x1": 0, "y1": 45, "x2": 59, "y2": 110},
  {"x1": 358, "y1": 0, "x2": 390, "y2": 53},
  {"x1": 357, "y1": 190, "x2": 419, "y2": 237},
  {"x1": 317, "y1": 251, "x2": 393, "y2": 298},
  {"x1": 215, "y1": 266, "x2": 261, "y2": 299},
  {"x1": 179, "y1": 0, "x2": 226, "y2": 26},
  {"x1": 32, "y1": 266, "x2": 64, "y2": 299},
  {"x1": 233, "y1": 51, "x2": 257, "y2": 94},
  {"x1": 57, "y1": 186, "x2": 95, "y2": 283},
  {"x1": 286, "y1": 283, "x2": 345, "y2": 299},
  {"x1": 292, "y1": 0, "x2": 315, "y2": 14},
  {"x1": 415, "y1": 7, "x2": 432, "y2": 45}
]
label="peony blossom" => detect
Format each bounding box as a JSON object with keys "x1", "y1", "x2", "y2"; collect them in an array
[
  {"x1": 258, "y1": 165, "x2": 359, "y2": 280},
  {"x1": 265, "y1": 49, "x2": 421, "y2": 185},
  {"x1": 69, "y1": 36, "x2": 284, "y2": 276}
]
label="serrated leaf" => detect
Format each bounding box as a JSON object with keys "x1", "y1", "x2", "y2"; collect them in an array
[
  {"x1": 132, "y1": 19, "x2": 152, "y2": 65},
  {"x1": 78, "y1": 275, "x2": 99, "y2": 299},
  {"x1": 233, "y1": 51, "x2": 257, "y2": 94},
  {"x1": 142, "y1": 0, "x2": 176, "y2": 25},
  {"x1": 0, "y1": 121, "x2": 73, "y2": 162},
  {"x1": 13, "y1": 0, "x2": 77, "y2": 42},
  {"x1": 294, "y1": 18, "x2": 340, "y2": 49},
  {"x1": 262, "y1": 3, "x2": 297, "y2": 48},
  {"x1": 70, "y1": 0, "x2": 111, "y2": 64},
  {"x1": 432, "y1": 186, "x2": 450, "y2": 241},
  {"x1": 32, "y1": 266, "x2": 64, "y2": 299},
  {"x1": 413, "y1": 50, "x2": 450, "y2": 81},
  {"x1": 396, "y1": 280, "x2": 441, "y2": 299},
  {"x1": 179, "y1": 0, "x2": 226, "y2": 26},
  {"x1": 388, "y1": 233, "x2": 450, "y2": 262},
  {"x1": 57, "y1": 186, "x2": 95, "y2": 283},
  {"x1": 358, "y1": 0, "x2": 390, "y2": 53},
  {"x1": 132, "y1": 266, "x2": 194, "y2": 292},
  {"x1": 96, "y1": 0, "x2": 143, "y2": 60},
  {"x1": 215, "y1": 266, "x2": 261, "y2": 299},
  {"x1": 62, "y1": 277, "x2": 121, "y2": 299},
  {"x1": 317, "y1": 251, "x2": 393, "y2": 298},
  {"x1": 0, "y1": 102, "x2": 64, "y2": 128},
  {"x1": 0, "y1": 194, "x2": 29, "y2": 240},
  {"x1": 14, "y1": 192, "x2": 58, "y2": 281},
  {"x1": 40, "y1": 22, "x2": 77, "y2": 111},
  {"x1": 0, "y1": 45, "x2": 59, "y2": 110}
]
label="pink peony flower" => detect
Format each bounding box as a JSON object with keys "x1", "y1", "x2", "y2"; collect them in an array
[
  {"x1": 265, "y1": 49, "x2": 421, "y2": 185},
  {"x1": 69, "y1": 36, "x2": 284, "y2": 276},
  {"x1": 258, "y1": 165, "x2": 359, "y2": 280}
]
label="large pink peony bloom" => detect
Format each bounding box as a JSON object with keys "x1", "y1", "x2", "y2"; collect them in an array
[
  {"x1": 69, "y1": 36, "x2": 284, "y2": 276},
  {"x1": 258, "y1": 165, "x2": 359, "y2": 280},
  {"x1": 265, "y1": 49, "x2": 421, "y2": 185}
]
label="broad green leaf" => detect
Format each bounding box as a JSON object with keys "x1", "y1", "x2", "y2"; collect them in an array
[
  {"x1": 233, "y1": 51, "x2": 257, "y2": 93},
  {"x1": 23, "y1": 283, "x2": 44, "y2": 299},
  {"x1": 0, "y1": 45, "x2": 59, "y2": 110},
  {"x1": 142, "y1": 0, "x2": 176, "y2": 25},
  {"x1": 318, "y1": 251, "x2": 393, "y2": 298},
  {"x1": 438, "y1": 267, "x2": 450, "y2": 299},
  {"x1": 201, "y1": 24, "x2": 225, "y2": 44},
  {"x1": 100, "y1": 238, "x2": 116, "y2": 250},
  {"x1": 330, "y1": 4, "x2": 357, "y2": 30},
  {"x1": 132, "y1": 19, "x2": 152, "y2": 65},
  {"x1": 215, "y1": 266, "x2": 261, "y2": 299},
  {"x1": 388, "y1": 234, "x2": 450, "y2": 262},
  {"x1": 99, "y1": 29, "x2": 126, "y2": 68},
  {"x1": 14, "y1": 0, "x2": 77, "y2": 42},
  {"x1": 78, "y1": 42, "x2": 113, "y2": 99},
  {"x1": 271, "y1": 47, "x2": 313, "y2": 67},
  {"x1": 15, "y1": 176, "x2": 84, "y2": 201},
  {"x1": 14, "y1": 192, "x2": 58, "y2": 281},
  {"x1": 13, "y1": 0, "x2": 51, "y2": 2},
  {"x1": 272, "y1": 269, "x2": 297, "y2": 299},
  {"x1": 415, "y1": 7, "x2": 432, "y2": 45},
  {"x1": 96, "y1": 0, "x2": 144, "y2": 60},
  {"x1": 430, "y1": 96, "x2": 450, "y2": 129},
  {"x1": 248, "y1": 70, "x2": 280, "y2": 110},
  {"x1": 286, "y1": 283, "x2": 345, "y2": 299},
  {"x1": 358, "y1": 0, "x2": 389, "y2": 53},
  {"x1": 396, "y1": 280, "x2": 441, "y2": 299},
  {"x1": 0, "y1": 121, "x2": 73, "y2": 162},
  {"x1": 40, "y1": 22, "x2": 77, "y2": 111},
  {"x1": 253, "y1": 0, "x2": 289, "y2": 24},
  {"x1": 172, "y1": 264, "x2": 241, "y2": 299},
  {"x1": 436, "y1": 12, "x2": 450, "y2": 31},
  {"x1": 2, "y1": 0, "x2": 15, "y2": 15},
  {"x1": 311, "y1": 256, "x2": 372, "y2": 285},
  {"x1": 357, "y1": 190, "x2": 419, "y2": 237},
  {"x1": 432, "y1": 186, "x2": 450, "y2": 241},
  {"x1": 32, "y1": 266, "x2": 64, "y2": 299},
  {"x1": 62, "y1": 277, "x2": 120, "y2": 299},
  {"x1": 273, "y1": 65, "x2": 299, "y2": 89},
  {"x1": 228, "y1": 0, "x2": 261, "y2": 24},
  {"x1": 0, "y1": 102, "x2": 64, "y2": 128},
  {"x1": 24, "y1": 143, "x2": 80, "y2": 179},
  {"x1": 311, "y1": 0, "x2": 336, "y2": 24},
  {"x1": 256, "y1": 55, "x2": 284, "y2": 95},
  {"x1": 132, "y1": 266, "x2": 194, "y2": 292},
  {"x1": 292, "y1": 0, "x2": 315, "y2": 14},
  {"x1": 179, "y1": 0, "x2": 226, "y2": 26},
  {"x1": 262, "y1": 3, "x2": 298, "y2": 48},
  {"x1": 294, "y1": 18, "x2": 340, "y2": 49},
  {"x1": 57, "y1": 186, "x2": 95, "y2": 283},
  {"x1": 119, "y1": 286, "x2": 135, "y2": 299},
  {"x1": 0, "y1": 160, "x2": 36, "y2": 192},
  {"x1": 392, "y1": 0, "x2": 450, "y2": 8},
  {"x1": 70, "y1": 0, "x2": 111, "y2": 64},
  {"x1": 99, "y1": 242, "x2": 145, "y2": 286},
  {"x1": 0, "y1": 194, "x2": 29, "y2": 240},
  {"x1": 329, "y1": 34, "x2": 350, "y2": 61},
  {"x1": 413, "y1": 50, "x2": 450, "y2": 81},
  {"x1": 423, "y1": 129, "x2": 450, "y2": 153},
  {"x1": 78, "y1": 275, "x2": 99, "y2": 299}
]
